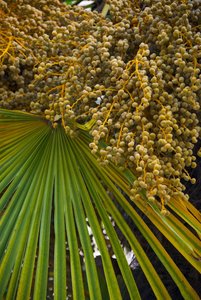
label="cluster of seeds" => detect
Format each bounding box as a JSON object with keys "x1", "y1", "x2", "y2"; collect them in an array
[{"x1": 0, "y1": 0, "x2": 200, "y2": 207}]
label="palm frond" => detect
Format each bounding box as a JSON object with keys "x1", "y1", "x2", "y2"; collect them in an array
[{"x1": 0, "y1": 109, "x2": 201, "y2": 299}]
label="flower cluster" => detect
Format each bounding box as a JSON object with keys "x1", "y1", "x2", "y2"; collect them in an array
[{"x1": 0, "y1": 0, "x2": 200, "y2": 206}]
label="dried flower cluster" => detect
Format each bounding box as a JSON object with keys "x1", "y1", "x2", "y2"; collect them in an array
[{"x1": 0, "y1": 0, "x2": 200, "y2": 207}]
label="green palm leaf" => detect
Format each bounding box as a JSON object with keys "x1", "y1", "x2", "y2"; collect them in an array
[{"x1": 0, "y1": 109, "x2": 201, "y2": 299}]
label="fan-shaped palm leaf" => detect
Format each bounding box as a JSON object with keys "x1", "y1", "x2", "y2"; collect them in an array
[{"x1": 0, "y1": 109, "x2": 201, "y2": 299}]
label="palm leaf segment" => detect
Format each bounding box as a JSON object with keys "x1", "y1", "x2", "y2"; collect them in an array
[{"x1": 0, "y1": 109, "x2": 201, "y2": 299}]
